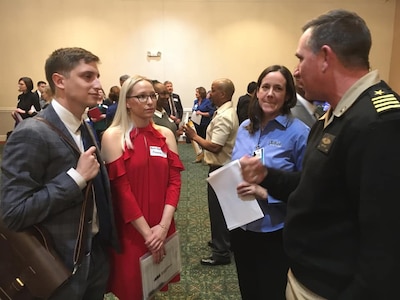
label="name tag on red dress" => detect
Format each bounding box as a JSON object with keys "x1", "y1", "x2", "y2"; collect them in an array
[{"x1": 150, "y1": 146, "x2": 167, "y2": 158}]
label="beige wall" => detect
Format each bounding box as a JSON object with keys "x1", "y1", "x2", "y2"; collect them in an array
[
  {"x1": 389, "y1": 0, "x2": 400, "y2": 92},
  {"x1": 0, "y1": 0, "x2": 397, "y2": 140}
]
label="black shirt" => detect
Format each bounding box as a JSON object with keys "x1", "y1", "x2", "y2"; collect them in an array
[
  {"x1": 17, "y1": 91, "x2": 41, "y2": 119},
  {"x1": 262, "y1": 80, "x2": 400, "y2": 299}
]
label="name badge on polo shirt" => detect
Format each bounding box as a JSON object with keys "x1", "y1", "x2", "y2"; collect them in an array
[
  {"x1": 317, "y1": 133, "x2": 335, "y2": 154},
  {"x1": 253, "y1": 147, "x2": 264, "y2": 163},
  {"x1": 150, "y1": 146, "x2": 167, "y2": 158}
]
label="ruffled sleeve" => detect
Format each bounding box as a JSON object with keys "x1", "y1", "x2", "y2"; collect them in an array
[
  {"x1": 106, "y1": 153, "x2": 143, "y2": 223},
  {"x1": 165, "y1": 149, "x2": 185, "y2": 208}
]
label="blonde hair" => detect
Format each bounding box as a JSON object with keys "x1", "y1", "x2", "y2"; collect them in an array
[
  {"x1": 109, "y1": 75, "x2": 154, "y2": 150},
  {"x1": 42, "y1": 85, "x2": 53, "y2": 101}
]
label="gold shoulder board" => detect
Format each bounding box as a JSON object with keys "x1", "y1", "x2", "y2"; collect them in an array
[{"x1": 371, "y1": 89, "x2": 400, "y2": 113}]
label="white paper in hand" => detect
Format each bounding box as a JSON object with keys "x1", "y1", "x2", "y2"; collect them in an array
[
  {"x1": 190, "y1": 110, "x2": 202, "y2": 125},
  {"x1": 207, "y1": 160, "x2": 264, "y2": 230}
]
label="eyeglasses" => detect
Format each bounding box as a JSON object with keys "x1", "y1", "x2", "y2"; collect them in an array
[{"x1": 127, "y1": 93, "x2": 158, "y2": 102}]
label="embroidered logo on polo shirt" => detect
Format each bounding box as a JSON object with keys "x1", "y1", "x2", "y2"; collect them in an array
[
  {"x1": 317, "y1": 133, "x2": 335, "y2": 154},
  {"x1": 268, "y1": 140, "x2": 282, "y2": 147},
  {"x1": 371, "y1": 90, "x2": 400, "y2": 113}
]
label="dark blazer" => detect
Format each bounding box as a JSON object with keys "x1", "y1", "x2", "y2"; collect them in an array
[
  {"x1": 236, "y1": 93, "x2": 251, "y2": 124},
  {"x1": 1, "y1": 104, "x2": 118, "y2": 297},
  {"x1": 164, "y1": 93, "x2": 183, "y2": 120}
]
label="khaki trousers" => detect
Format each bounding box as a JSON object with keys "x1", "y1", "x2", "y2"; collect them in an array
[{"x1": 286, "y1": 269, "x2": 327, "y2": 300}]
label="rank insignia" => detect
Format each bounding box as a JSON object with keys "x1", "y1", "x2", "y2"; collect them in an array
[
  {"x1": 371, "y1": 90, "x2": 400, "y2": 113},
  {"x1": 317, "y1": 133, "x2": 335, "y2": 154}
]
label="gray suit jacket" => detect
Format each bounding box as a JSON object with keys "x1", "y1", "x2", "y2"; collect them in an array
[
  {"x1": 1, "y1": 104, "x2": 118, "y2": 297},
  {"x1": 291, "y1": 101, "x2": 316, "y2": 128}
]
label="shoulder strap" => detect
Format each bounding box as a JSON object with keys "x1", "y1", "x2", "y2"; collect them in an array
[
  {"x1": 35, "y1": 116, "x2": 81, "y2": 155},
  {"x1": 34, "y1": 116, "x2": 92, "y2": 272}
]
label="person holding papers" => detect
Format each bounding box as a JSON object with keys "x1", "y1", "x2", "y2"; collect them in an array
[
  {"x1": 184, "y1": 78, "x2": 238, "y2": 266},
  {"x1": 12, "y1": 77, "x2": 41, "y2": 123},
  {"x1": 101, "y1": 76, "x2": 184, "y2": 300},
  {"x1": 190, "y1": 87, "x2": 215, "y2": 163},
  {"x1": 88, "y1": 93, "x2": 108, "y2": 141},
  {"x1": 231, "y1": 65, "x2": 309, "y2": 300},
  {"x1": 192, "y1": 86, "x2": 215, "y2": 139}
]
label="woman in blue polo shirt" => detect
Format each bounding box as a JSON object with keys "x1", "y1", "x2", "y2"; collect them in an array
[{"x1": 231, "y1": 65, "x2": 309, "y2": 300}]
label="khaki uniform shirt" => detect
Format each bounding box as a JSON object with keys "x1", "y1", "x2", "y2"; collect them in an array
[{"x1": 204, "y1": 101, "x2": 238, "y2": 166}]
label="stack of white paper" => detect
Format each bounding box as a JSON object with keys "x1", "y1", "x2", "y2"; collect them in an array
[{"x1": 206, "y1": 160, "x2": 264, "y2": 230}]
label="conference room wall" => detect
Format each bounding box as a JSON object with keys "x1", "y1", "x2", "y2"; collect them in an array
[{"x1": 0, "y1": 0, "x2": 396, "y2": 139}]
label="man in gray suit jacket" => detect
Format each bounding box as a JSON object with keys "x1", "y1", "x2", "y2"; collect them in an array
[
  {"x1": 291, "y1": 93, "x2": 318, "y2": 127},
  {"x1": 291, "y1": 67, "x2": 321, "y2": 127},
  {"x1": 1, "y1": 47, "x2": 119, "y2": 299}
]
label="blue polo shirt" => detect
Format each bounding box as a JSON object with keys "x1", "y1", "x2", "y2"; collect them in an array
[{"x1": 232, "y1": 115, "x2": 309, "y2": 232}]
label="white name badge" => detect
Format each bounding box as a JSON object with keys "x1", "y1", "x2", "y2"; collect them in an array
[
  {"x1": 253, "y1": 147, "x2": 264, "y2": 163},
  {"x1": 150, "y1": 146, "x2": 167, "y2": 158}
]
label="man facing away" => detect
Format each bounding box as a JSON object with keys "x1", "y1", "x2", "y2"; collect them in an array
[
  {"x1": 1, "y1": 47, "x2": 119, "y2": 299},
  {"x1": 240, "y1": 9, "x2": 400, "y2": 299},
  {"x1": 291, "y1": 67, "x2": 327, "y2": 127},
  {"x1": 184, "y1": 78, "x2": 239, "y2": 266},
  {"x1": 119, "y1": 74, "x2": 130, "y2": 87},
  {"x1": 236, "y1": 81, "x2": 257, "y2": 125}
]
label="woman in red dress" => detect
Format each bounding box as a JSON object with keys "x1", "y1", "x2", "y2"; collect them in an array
[{"x1": 101, "y1": 76, "x2": 184, "y2": 300}]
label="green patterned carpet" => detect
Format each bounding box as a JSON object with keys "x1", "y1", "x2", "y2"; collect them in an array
[{"x1": 0, "y1": 142, "x2": 240, "y2": 300}]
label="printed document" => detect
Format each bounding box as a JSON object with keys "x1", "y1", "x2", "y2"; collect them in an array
[
  {"x1": 140, "y1": 232, "x2": 181, "y2": 300},
  {"x1": 207, "y1": 160, "x2": 264, "y2": 230}
]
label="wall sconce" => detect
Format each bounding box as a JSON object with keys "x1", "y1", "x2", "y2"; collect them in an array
[{"x1": 147, "y1": 51, "x2": 161, "y2": 58}]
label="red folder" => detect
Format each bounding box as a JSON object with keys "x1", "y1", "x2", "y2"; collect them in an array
[{"x1": 88, "y1": 107, "x2": 102, "y2": 121}]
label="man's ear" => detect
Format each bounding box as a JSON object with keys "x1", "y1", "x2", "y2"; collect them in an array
[
  {"x1": 52, "y1": 73, "x2": 65, "y2": 90},
  {"x1": 320, "y1": 45, "x2": 333, "y2": 73}
]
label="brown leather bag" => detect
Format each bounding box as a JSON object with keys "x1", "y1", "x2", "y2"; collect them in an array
[
  {"x1": 0, "y1": 223, "x2": 71, "y2": 299},
  {"x1": 0, "y1": 118, "x2": 93, "y2": 299}
]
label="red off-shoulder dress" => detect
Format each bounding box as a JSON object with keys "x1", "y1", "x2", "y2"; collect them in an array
[{"x1": 106, "y1": 124, "x2": 184, "y2": 300}]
